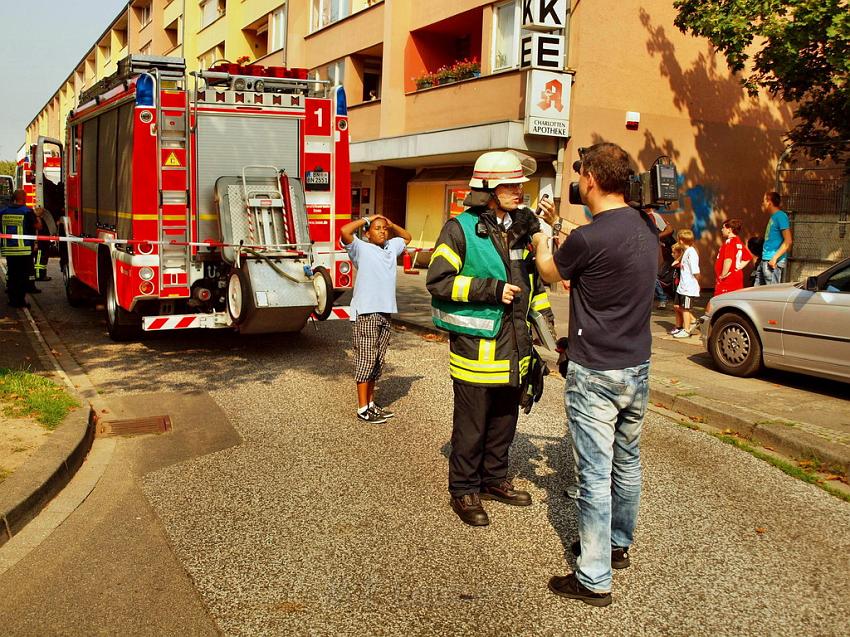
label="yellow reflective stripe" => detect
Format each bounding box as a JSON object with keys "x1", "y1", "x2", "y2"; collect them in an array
[
  {"x1": 452, "y1": 275, "x2": 472, "y2": 302},
  {"x1": 430, "y1": 243, "x2": 462, "y2": 272},
  {"x1": 450, "y1": 352, "x2": 509, "y2": 372},
  {"x1": 479, "y1": 339, "x2": 496, "y2": 361},
  {"x1": 450, "y1": 365, "x2": 511, "y2": 385},
  {"x1": 519, "y1": 355, "x2": 531, "y2": 377},
  {"x1": 530, "y1": 293, "x2": 551, "y2": 311}
]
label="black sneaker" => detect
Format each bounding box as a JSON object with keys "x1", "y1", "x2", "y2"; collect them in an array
[
  {"x1": 571, "y1": 540, "x2": 630, "y2": 570},
  {"x1": 548, "y1": 573, "x2": 612, "y2": 607},
  {"x1": 357, "y1": 408, "x2": 387, "y2": 424},
  {"x1": 372, "y1": 404, "x2": 394, "y2": 419}
]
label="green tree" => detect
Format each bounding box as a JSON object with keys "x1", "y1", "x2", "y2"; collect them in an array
[
  {"x1": 673, "y1": 0, "x2": 850, "y2": 160},
  {"x1": 0, "y1": 160, "x2": 15, "y2": 178}
]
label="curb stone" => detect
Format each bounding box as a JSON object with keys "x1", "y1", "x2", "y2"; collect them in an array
[{"x1": 0, "y1": 406, "x2": 95, "y2": 547}]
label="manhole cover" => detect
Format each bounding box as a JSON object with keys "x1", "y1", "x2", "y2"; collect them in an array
[{"x1": 96, "y1": 415, "x2": 172, "y2": 437}]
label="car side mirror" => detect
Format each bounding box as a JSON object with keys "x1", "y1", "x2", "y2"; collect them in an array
[{"x1": 805, "y1": 276, "x2": 819, "y2": 292}]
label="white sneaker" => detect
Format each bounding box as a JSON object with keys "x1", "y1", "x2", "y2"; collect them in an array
[
  {"x1": 657, "y1": 301, "x2": 667, "y2": 309},
  {"x1": 673, "y1": 330, "x2": 691, "y2": 339},
  {"x1": 669, "y1": 327, "x2": 683, "y2": 335}
]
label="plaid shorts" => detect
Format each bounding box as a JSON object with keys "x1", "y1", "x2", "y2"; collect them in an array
[{"x1": 353, "y1": 313, "x2": 392, "y2": 383}]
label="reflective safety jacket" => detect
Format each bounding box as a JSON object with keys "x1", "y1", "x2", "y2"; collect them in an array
[
  {"x1": 0, "y1": 204, "x2": 36, "y2": 257},
  {"x1": 427, "y1": 206, "x2": 554, "y2": 387}
]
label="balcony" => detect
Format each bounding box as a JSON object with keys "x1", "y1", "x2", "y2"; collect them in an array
[
  {"x1": 404, "y1": 70, "x2": 523, "y2": 135},
  {"x1": 348, "y1": 99, "x2": 381, "y2": 142}
]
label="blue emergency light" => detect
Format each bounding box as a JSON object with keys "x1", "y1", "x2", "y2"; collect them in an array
[
  {"x1": 136, "y1": 74, "x2": 155, "y2": 107},
  {"x1": 335, "y1": 86, "x2": 347, "y2": 117}
]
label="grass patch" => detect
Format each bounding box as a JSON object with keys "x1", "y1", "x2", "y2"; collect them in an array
[
  {"x1": 0, "y1": 369, "x2": 79, "y2": 429},
  {"x1": 712, "y1": 433, "x2": 850, "y2": 504}
]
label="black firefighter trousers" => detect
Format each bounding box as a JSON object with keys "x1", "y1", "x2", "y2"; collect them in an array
[
  {"x1": 450, "y1": 381, "x2": 522, "y2": 497},
  {"x1": 5, "y1": 254, "x2": 33, "y2": 306}
]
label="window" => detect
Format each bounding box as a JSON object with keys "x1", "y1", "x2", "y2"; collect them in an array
[
  {"x1": 140, "y1": 41, "x2": 152, "y2": 56},
  {"x1": 270, "y1": 4, "x2": 287, "y2": 52},
  {"x1": 493, "y1": 0, "x2": 519, "y2": 71},
  {"x1": 198, "y1": 42, "x2": 225, "y2": 70},
  {"x1": 165, "y1": 17, "x2": 182, "y2": 50},
  {"x1": 134, "y1": 1, "x2": 152, "y2": 27},
  {"x1": 328, "y1": 59, "x2": 344, "y2": 86},
  {"x1": 311, "y1": 0, "x2": 349, "y2": 31},
  {"x1": 825, "y1": 265, "x2": 850, "y2": 293},
  {"x1": 201, "y1": 0, "x2": 226, "y2": 29}
]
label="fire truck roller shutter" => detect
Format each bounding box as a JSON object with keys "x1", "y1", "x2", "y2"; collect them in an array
[
  {"x1": 196, "y1": 114, "x2": 300, "y2": 249},
  {"x1": 116, "y1": 102, "x2": 134, "y2": 241},
  {"x1": 81, "y1": 119, "x2": 98, "y2": 236},
  {"x1": 97, "y1": 108, "x2": 119, "y2": 229}
]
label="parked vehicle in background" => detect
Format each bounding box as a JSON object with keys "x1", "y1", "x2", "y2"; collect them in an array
[
  {"x1": 0, "y1": 175, "x2": 14, "y2": 207},
  {"x1": 701, "y1": 258, "x2": 850, "y2": 383}
]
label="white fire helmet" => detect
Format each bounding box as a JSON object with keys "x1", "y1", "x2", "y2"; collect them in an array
[{"x1": 469, "y1": 151, "x2": 536, "y2": 189}]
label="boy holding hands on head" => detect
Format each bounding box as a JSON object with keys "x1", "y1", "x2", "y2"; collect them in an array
[{"x1": 340, "y1": 215, "x2": 412, "y2": 424}]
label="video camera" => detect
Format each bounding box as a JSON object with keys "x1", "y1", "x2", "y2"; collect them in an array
[{"x1": 568, "y1": 147, "x2": 679, "y2": 210}]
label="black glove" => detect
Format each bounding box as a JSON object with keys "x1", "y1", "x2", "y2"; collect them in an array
[{"x1": 522, "y1": 348, "x2": 549, "y2": 415}]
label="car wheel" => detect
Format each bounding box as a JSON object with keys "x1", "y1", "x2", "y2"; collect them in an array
[{"x1": 709, "y1": 312, "x2": 763, "y2": 377}]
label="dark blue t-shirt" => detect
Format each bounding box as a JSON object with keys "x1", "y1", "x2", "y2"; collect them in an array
[{"x1": 553, "y1": 206, "x2": 658, "y2": 370}]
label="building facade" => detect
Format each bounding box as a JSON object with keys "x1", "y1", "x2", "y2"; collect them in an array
[{"x1": 25, "y1": 0, "x2": 792, "y2": 285}]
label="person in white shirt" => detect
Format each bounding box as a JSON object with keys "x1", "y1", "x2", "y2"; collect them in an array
[{"x1": 672, "y1": 228, "x2": 700, "y2": 338}]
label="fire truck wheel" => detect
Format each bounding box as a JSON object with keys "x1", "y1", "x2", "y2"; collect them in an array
[
  {"x1": 63, "y1": 269, "x2": 87, "y2": 308},
  {"x1": 105, "y1": 275, "x2": 141, "y2": 342},
  {"x1": 227, "y1": 268, "x2": 254, "y2": 324},
  {"x1": 312, "y1": 266, "x2": 334, "y2": 321}
]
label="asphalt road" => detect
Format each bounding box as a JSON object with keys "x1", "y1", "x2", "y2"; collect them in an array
[{"x1": 4, "y1": 277, "x2": 850, "y2": 636}]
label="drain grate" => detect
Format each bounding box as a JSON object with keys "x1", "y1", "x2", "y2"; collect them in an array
[{"x1": 96, "y1": 415, "x2": 172, "y2": 437}]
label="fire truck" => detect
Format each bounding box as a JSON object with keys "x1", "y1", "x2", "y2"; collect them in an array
[
  {"x1": 16, "y1": 139, "x2": 64, "y2": 232},
  {"x1": 41, "y1": 55, "x2": 353, "y2": 340}
]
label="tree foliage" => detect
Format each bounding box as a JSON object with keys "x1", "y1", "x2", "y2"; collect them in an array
[
  {"x1": 673, "y1": 0, "x2": 850, "y2": 160},
  {"x1": 0, "y1": 160, "x2": 15, "y2": 178}
]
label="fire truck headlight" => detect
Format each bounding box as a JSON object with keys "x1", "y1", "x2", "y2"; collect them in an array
[
  {"x1": 254, "y1": 79, "x2": 265, "y2": 93},
  {"x1": 139, "y1": 267, "x2": 155, "y2": 281},
  {"x1": 338, "y1": 261, "x2": 351, "y2": 275},
  {"x1": 234, "y1": 77, "x2": 247, "y2": 91}
]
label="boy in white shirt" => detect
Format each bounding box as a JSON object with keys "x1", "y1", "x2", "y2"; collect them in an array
[{"x1": 672, "y1": 229, "x2": 701, "y2": 338}]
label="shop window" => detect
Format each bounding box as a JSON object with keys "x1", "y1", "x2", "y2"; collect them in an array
[{"x1": 493, "y1": 0, "x2": 519, "y2": 71}]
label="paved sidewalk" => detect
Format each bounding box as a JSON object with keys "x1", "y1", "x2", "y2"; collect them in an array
[{"x1": 393, "y1": 267, "x2": 850, "y2": 476}]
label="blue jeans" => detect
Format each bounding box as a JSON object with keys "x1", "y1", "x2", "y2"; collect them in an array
[
  {"x1": 654, "y1": 280, "x2": 667, "y2": 302},
  {"x1": 754, "y1": 259, "x2": 785, "y2": 285},
  {"x1": 565, "y1": 360, "x2": 650, "y2": 592}
]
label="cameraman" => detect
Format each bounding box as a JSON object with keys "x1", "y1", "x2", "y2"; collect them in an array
[{"x1": 532, "y1": 143, "x2": 658, "y2": 607}]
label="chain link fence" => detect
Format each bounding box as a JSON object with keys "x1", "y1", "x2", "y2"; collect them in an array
[{"x1": 776, "y1": 143, "x2": 850, "y2": 281}]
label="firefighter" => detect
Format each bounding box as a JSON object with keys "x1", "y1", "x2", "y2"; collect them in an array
[
  {"x1": 1, "y1": 189, "x2": 38, "y2": 308},
  {"x1": 426, "y1": 151, "x2": 556, "y2": 527}
]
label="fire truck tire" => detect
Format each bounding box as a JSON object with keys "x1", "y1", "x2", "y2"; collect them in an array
[
  {"x1": 227, "y1": 268, "x2": 254, "y2": 324},
  {"x1": 105, "y1": 275, "x2": 141, "y2": 342},
  {"x1": 312, "y1": 266, "x2": 334, "y2": 321},
  {"x1": 64, "y1": 274, "x2": 88, "y2": 308}
]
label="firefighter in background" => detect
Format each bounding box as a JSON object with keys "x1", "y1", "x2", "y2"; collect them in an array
[
  {"x1": 1, "y1": 189, "x2": 38, "y2": 308},
  {"x1": 427, "y1": 151, "x2": 556, "y2": 527}
]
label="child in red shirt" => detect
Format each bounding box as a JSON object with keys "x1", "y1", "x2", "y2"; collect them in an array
[{"x1": 714, "y1": 218, "x2": 752, "y2": 296}]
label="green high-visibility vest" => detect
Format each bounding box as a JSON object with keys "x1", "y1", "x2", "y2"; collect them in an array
[
  {"x1": 431, "y1": 212, "x2": 507, "y2": 338},
  {"x1": 0, "y1": 211, "x2": 31, "y2": 256}
]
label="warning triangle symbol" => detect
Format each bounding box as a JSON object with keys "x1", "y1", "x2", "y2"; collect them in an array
[{"x1": 164, "y1": 152, "x2": 181, "y2": 167}]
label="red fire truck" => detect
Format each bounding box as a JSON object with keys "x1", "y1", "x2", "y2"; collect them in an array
[{"x1": 41, "y1": 55, "x2": 353, "y2": 340}]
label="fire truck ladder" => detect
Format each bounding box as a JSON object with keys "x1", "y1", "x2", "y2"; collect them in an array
[{"x1": 151, "y1": 64, "x2": 192, "y2": 296}]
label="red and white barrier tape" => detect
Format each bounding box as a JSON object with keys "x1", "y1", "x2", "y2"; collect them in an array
[{"x1": 0, "y1": 232, "x2": 309, "y2": 255}]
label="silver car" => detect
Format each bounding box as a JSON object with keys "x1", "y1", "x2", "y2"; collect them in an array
[{"x1": 700, "y1": 257, "x2": 850, "y2": 382}]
